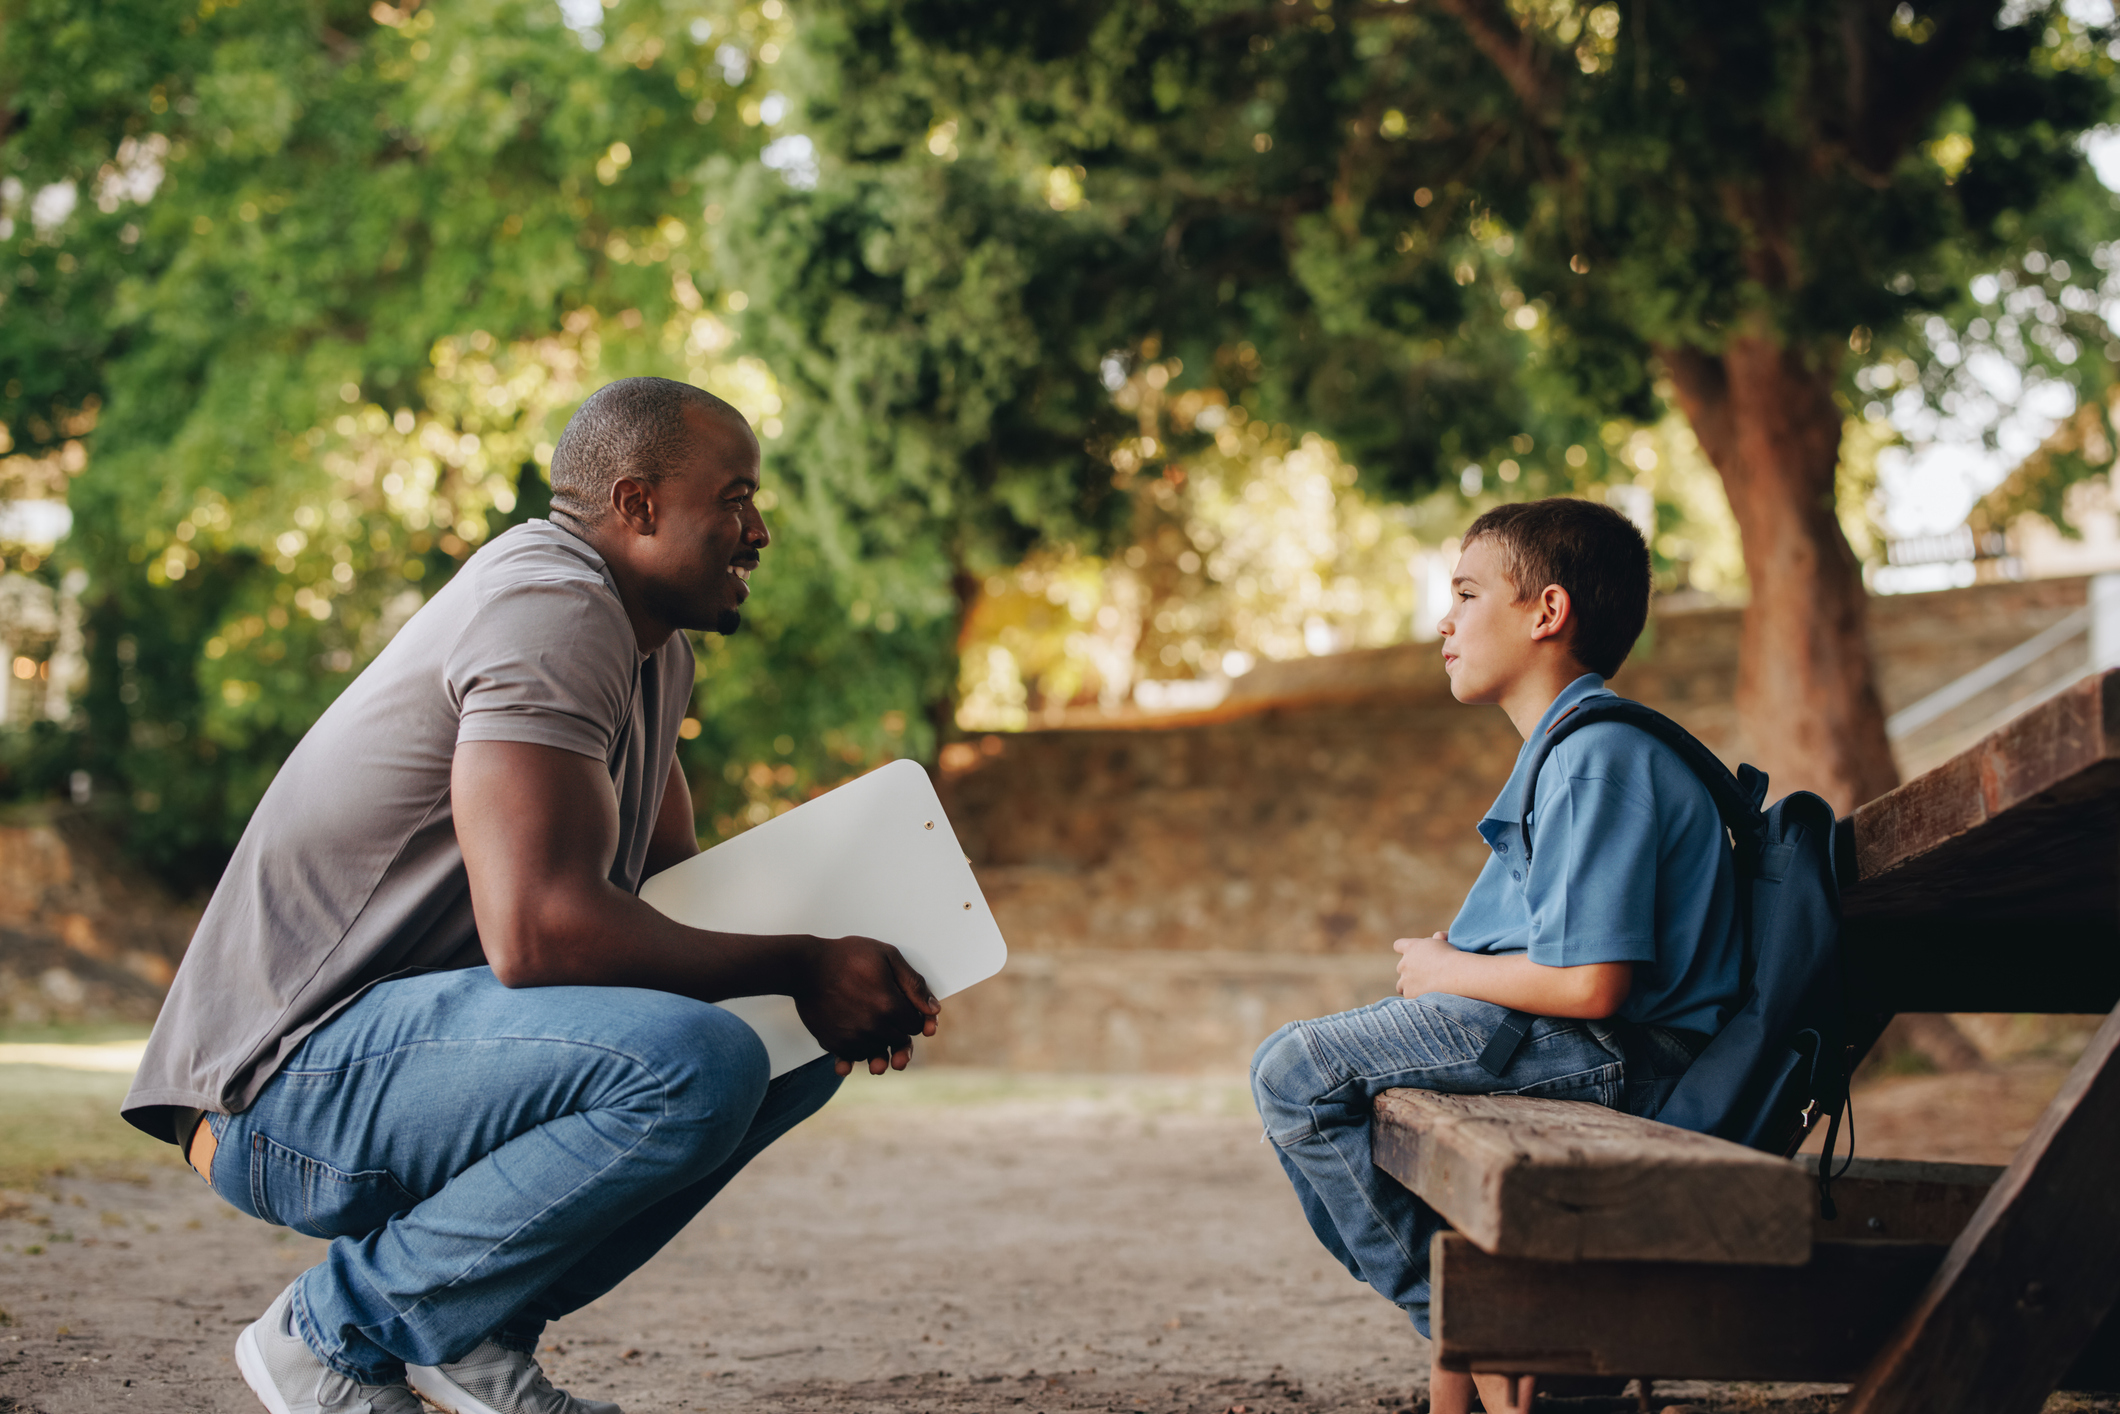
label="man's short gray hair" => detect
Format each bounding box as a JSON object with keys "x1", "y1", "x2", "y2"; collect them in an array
[{"x1": 548, "y1": 377, "x2": 748, "y2": 526}]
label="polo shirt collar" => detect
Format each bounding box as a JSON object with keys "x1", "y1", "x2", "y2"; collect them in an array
[
  {"x1": 1478, "y1": 673, "x2": 1612, "y2": 832},
  {"x1": 542, "y1": 516, "x2": 662, "y2": 662}
]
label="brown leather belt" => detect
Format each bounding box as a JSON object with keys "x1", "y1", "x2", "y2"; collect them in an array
[{"x1": 184, "y1": 1111, "x2": 218, "y2": 1184}]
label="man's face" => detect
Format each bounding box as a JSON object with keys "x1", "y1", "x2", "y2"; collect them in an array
[
  {"x1": 633, "y1": 406, "x2": 769, "y2": 635},
  {"x1": 1436, "y1": 535, "x2": 1543, "y2": 705}
]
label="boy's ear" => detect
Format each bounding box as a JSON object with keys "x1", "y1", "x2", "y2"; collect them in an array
[{"x1": 1528, "y1": 583, "x2": 1572, "y2": 645}]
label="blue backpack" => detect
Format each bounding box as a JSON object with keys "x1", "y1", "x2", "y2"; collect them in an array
[{"x1": 1482, "y1": 698, "x2": 1852, "y2": 1209}]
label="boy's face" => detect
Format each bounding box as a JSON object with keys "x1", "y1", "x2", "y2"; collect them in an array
[{"x1": 1436, "y1": 535, "x2": 1550, "y2": 705}]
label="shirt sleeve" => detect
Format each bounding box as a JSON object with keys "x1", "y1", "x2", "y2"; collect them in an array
[
  {"x1": 446, "y1": 579, "x2": 639, "y2": 761},
  {"x1": 1521, "y1": 760, "x2": 1661, "y2": 969}
]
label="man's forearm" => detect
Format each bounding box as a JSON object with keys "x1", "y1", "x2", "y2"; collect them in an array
[{"x1": 485, "y1": 878, "x2": 817, "y2": 1001}]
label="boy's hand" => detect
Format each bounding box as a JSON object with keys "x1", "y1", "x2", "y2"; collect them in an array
[
  {"x1": 1391, "y1": 932, "x2": 1634, "y2": 1018},
  {"x1": 1393, "y1": 932, "x2": 1455, "y2": 999}
]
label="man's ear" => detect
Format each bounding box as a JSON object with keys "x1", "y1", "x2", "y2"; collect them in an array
[
  {"x1": 1528, "y1": 583, "x2": 1572, "y2": 644},
  {"x1": 608, "y1": 475, "x2": 657, "y2": 536}
]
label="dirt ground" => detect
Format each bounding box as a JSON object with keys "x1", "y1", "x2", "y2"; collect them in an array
[{"x1": 1, "y1": 1064, "x2": 2114, "y2": 1414}]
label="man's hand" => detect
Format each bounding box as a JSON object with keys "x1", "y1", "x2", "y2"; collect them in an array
[
  {"x1": 792, "y1": 936, "x2": 941, "y2": 1077},
  {"x1": 1390, "y1": 929, "x2": 1632, "y2": 1019}
]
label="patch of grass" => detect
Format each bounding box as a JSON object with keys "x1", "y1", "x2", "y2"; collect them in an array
[
  {"x1": 0, "y1": 1022, "x2": 154, "y2": 1046},
  {"x1": 0, "y1": 1063, "x2": 181, "y2": 1190},
  {"x1": 0, "y1": 1051, "x2": 1258, "y2": 1189}
]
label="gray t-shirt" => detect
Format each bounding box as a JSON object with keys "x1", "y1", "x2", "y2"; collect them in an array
[{"x1": 123, "y1": 520, "x2": 694, "y2": 1141}]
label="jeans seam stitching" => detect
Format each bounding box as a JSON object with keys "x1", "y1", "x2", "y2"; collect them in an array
[
  {"x1": 1292, "y1": 1023, "x2": 1342, "y2": 1089},
  {"x1": 1503, "y1": 1060, "x2": 1625, "y2": 1094},
  {"x1": 388, "y1": 1054, "x2": 684, "y2": 1329},
  {"x1": 1319, "y1": 1122, "x2": 1422, "y2": 1274},
  {"x1": 275, "y1": 1033, "x2": 695, "y2": 1080}
]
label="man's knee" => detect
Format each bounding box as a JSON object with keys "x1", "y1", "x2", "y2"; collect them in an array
[{"x1": 610, "y1": 994, "x2": 772, "y2": 1136}]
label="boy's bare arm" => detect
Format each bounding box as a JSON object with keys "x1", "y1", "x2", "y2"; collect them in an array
[{"x1": 1392, "y1": 933, "x2": 1632, "y2": 1019}]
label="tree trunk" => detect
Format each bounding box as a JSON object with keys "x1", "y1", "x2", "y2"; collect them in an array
[
  {"x1": 924, "y1": 566, "x2": 984, "y2": 758},
  {"x1": 1659, "y1": 334, "x2": 1900, "y2": 815}
]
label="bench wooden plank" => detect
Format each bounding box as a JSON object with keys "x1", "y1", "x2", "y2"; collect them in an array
[
  {"x1": 1840, "y1": 1004, "x2": 2120, "y2": 1414},
  {"x1": 1436, "y1": 1232, "x2": 2120, "y2": 1388},
  {"x1": 1805, "y1": 1156, "x2": 2001, "y2": 1245},
  {"x1": 1431, "y1": 1234, "x2": 1943, "y2": 1380},
  {"x1": 1371, "y1": 1090, "x2": 1811, "y2": 1265},
  {"x1": 1844, "y1": 668, "x2": 2120, "y2": 921}
]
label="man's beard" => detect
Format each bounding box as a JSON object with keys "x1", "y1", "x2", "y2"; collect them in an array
[{"x1": 715, "y1": 608, "x2": 743, "y2": 635}]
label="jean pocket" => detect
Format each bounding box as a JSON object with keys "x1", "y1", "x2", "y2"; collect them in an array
[
  {"x1": 247, "y1": 1133, "x2": 418, "y2": 1239},
  {"x1": 1509, "y1": 1058, "x2": 1626, "y2": 1110}
]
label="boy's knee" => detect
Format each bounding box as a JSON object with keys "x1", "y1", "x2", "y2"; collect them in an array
[
  {"x1": 1251, "y1": 1023, "x2": 1299, "y2": 1087},
  {"x1": 1250, "y1": 1023, "x2": 1322, "y2": 1131}
]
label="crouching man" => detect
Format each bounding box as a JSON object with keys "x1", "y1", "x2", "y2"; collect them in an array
[
  {"x1": 1250, "y1": 499, "x2": 1743, "y2": 1414},
  {"x1": 123, "y1": 377, "x2": 937, "y2": 1414}
]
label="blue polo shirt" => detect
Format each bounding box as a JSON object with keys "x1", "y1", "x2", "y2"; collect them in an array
[{"x1": 1446, "y1": 674, "x2": 1741, "y2": 1035}]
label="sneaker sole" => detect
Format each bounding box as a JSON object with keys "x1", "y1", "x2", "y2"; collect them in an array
[
  {"x1": 234, "y1": 1318, "x2": 300, "y2": 1414},
  {"x1": 404, "y1": 1367, "x2": 507, "y2": 1414}
]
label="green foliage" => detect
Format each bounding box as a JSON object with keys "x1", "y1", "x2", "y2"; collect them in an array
[
  {"x1": 735, "y1": 0, "x2": 1639, "y2": 503},
  {"x1": 724, "y1": 0, "x2": 2120, "y2": 529},
  {"x1": 7, "y1": 0, "x2": 2120, "y2": 883},
  {"x1": 0, "y1": 0, "x2": 901, "y2": 878}
]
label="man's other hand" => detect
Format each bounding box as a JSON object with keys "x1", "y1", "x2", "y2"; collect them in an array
[{"x1": 792, "y1": 937, "x2": 940, "y2": 1077}]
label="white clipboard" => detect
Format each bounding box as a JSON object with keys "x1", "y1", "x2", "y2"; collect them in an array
[{"x1": 637, "y1": 758, "x2": 1008, "y2": 1074}]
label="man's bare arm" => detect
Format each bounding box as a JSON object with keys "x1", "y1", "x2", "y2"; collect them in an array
[
  {"x1": 454, "y1": 738, "x2": 937, "y2": 1071},
  {"x1": 643, "y1": 755, "x2": 700, "y2": 880},
  {"x1": 1393, "y1": 933, "x2": 1632, "y2": 1019}
]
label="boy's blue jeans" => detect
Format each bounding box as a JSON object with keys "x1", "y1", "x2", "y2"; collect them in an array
[
  {"x1": 1250, "y1": 992, "x2": 1699, "y2": 1337},
  {"x1": 204, "y1": 966, "x2": 840, "y2": 1384}
]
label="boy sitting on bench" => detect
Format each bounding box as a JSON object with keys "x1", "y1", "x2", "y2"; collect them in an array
[{"x1": 1250, "y1": 498, "x2": 1744, "y2": 1414}]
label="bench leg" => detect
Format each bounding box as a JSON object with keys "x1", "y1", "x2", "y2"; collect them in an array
[{"x1": 1838, "y1": 1001, "x2": 2120, "y2": 1414}]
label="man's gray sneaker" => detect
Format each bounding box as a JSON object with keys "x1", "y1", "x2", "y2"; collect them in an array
[
  {"x1": 234, "y1": 1280, "x2": 423, "y2": 1414},
  {"x1": 408, "y1": 1341, "x2": 623, "y2": 1414}
]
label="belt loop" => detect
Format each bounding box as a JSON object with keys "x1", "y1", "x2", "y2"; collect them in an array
[{"x1": 1476, "y1": 1010, "x2": 1537, "y2": 1077}]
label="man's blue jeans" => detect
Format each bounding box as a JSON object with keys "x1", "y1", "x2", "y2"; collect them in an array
[
  {"x1": 203, "y1": 967, "x2": 840, "y2": 1384},
  {"x1": 1250, "y1": 992, "x2": 1697, "y2": 1337}
]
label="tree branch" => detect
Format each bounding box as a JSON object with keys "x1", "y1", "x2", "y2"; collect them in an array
[
  {"x1": 1425, "y1": 0, "x2": 1556, "y2": 119},
  {"x1": 1839, "y1": 0, "x2": 1995, "y2": 180}
]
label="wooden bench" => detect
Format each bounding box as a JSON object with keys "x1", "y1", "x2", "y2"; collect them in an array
[{"x1": 1374, "y1": 669, "x2": 2120, "y2": 1411}]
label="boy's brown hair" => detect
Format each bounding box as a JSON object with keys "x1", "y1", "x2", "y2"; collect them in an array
[{"x1": 1461, "y1": 497, "x2": 1652, "y2": 679}]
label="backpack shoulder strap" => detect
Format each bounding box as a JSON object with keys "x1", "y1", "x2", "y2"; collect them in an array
[
  {"x1": 1518, "y1": 698, "x2": 1764, "y2": 863},
  {"x1": 1479, "y1": 697, "x2": 1766, "y2": 1082}
]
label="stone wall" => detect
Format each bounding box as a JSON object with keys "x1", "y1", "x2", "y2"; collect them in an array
[
  {"x1": 923, "y1": 577, "x2": 2092, "y2": 1071},
  {"x1": 0, "y1": 576, "x2": 2086, "y2": 1066},
  {"x1": 0, "y1": 812, "x2": 201, "y2": 1027}
]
